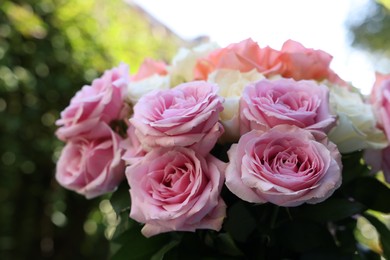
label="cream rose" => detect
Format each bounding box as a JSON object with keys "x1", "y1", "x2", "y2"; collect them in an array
[
  {"x1": 327, "y1": 83, "x2": 388, "y2": 153},
  {"x1": 169, "y1": 42, "x2": 219, "y2": 86},
  {"x1": 207, "y1": 69, "x2": 264, "y2": 141},
  {"x1": 127, "y1": 74, "x2": 170, "y2": 105}
]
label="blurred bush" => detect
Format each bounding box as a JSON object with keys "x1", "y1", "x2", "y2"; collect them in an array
[
  {"x1": 0, "y1": 0, "x2": 182, "y2": 258},
  {"x1": 347, "y1": 0, "x2": 390, "y2": 71}
]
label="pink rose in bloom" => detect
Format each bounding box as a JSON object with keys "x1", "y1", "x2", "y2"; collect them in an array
[
  {"x1": 370, "y1": 72, "x2": 390, "y2": 138},
  {"x1": 56, "y1": 63, "x2": 129, "y2": 141},
  {"x1": 120, "y1": 122, "x2": 146, "y2": 165},
  {"x1": 56, "y1": 123, "x2": 125, "y2": 199},
  {"x1": 126, "y1": 147, "x2": 226, "y2": 237},
  {"x1": 225, "y1": 125, "x2": 342, "y2": 207},
  {"x1": 194, "y1": 38, "x2": 281, "y2": 80},
  {"x1": 240, "y1": 78, "x2": 335, "y2": 134},
  {"x1": 130, "y1": 81, "x2": 224, "y2": 155},
  {"x1": 365, "y1": 72, "x2": 390, "y2": 183},
  {"x1": 131, "y1": 58, "x2": 168, "y2": 81}
]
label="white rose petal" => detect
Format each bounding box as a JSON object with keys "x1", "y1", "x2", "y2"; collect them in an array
[
  {"x1": 327, "y1": 83, "x2": 388, "y2": 153},
  {"x1": 208, "y1": 69, "x2": 265, "y2": 142},
  {"x1": 169, "y1": 42, "x2": 219, "y2": 86},
  {"x1": 127, "y1": 75, "x2": 170, "y2": 105}
]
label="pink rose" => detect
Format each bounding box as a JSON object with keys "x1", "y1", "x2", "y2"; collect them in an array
[
  {"x1": 194, "y1": 38, "x2": 281, "y2": 80},
  {"x1": 55, "y1": 123, "x2": 125, "y2": 199},
  {"x1": 370, "y1": 72, "x2": 390, "y2": 138},
  {"x1": 130, "y1": 81, "x2": 224, "y2": 155},
  {"x1": 120, "y1": 122, "x2": 146, "y2": 165},
  {"x1": 240, "y1": 78, "x2": 335, "y2": 134},
  {"x1": 126, "y1": 147, "x2": 226, "y2": 237},
  {"x1": 56, "y1": 63, "x2": 129, "y2": 141},
  {"x1": 131, "y1": 58, "x2": 168, "y2": 81},
  {"x1": 364, "y1": 147, "x2": 390, "y2": 183},
  {"x1": 225, "y1": 125, "x2": 342, "y2": 207},
  {"x1": 365, "y1": 72, "x2": 390, "y2": 183}
]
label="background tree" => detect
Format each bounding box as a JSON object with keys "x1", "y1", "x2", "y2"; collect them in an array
[
  {"x1": 347, "y1": 0, "x2": 390, "y2": 72},
  {"x1": 0, "y1": 0, "x2": 183, "y2": 258}
]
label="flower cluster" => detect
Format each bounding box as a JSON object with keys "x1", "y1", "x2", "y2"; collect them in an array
[{"x1": 55, "y1": 38, "x2": 390, "y2": 250}]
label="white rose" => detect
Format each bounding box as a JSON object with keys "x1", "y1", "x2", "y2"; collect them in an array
[
  {"x1": 169, "y1": 42, "x2": 219, "y2": 86},
  {"x1": 327, "y1": 83, "x2": 388, "y2": 153},
  {"x1": 127, "y1": 74, "x2": 170, "y2": 105},
  {"x1": 208, "y1": 69, "x2": 265, "y2": 142}
]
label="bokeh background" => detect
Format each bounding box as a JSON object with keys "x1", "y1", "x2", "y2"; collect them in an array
[{"x1": 1, "y1": 0, "x2": 390, "y2": 258}]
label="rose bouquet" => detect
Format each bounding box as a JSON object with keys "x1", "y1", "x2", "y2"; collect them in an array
[{"x1": 54, "y1": 38, "x2": 390, "y2": 259}]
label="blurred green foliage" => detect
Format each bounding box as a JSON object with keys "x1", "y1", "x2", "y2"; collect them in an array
[
  {"x1": 0, "y1": 0, "x2": 181, "y2": 258},
  {"x1": 347, "y1": 0, "x2": 390, "y2": 70}
]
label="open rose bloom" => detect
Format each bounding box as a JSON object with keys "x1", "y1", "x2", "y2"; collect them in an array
[
  {"x1": 239, "y1": 78, "x2": 335, "y2": 134},
  {"x1": 54, "y1": 38, "x2": 390, "y2": 259},
  {"x1": 225, "y1": 125, "x2": 342, "y2": 207},
  {"x1": 126, "y1": 147, "x2": 226, "y2": 237},
  {"x1": 130, "y1": 81, "x2": 224, "y2": 154},
  {"x1": 55, "y1": 123, "x2": 125, "y2": 198}
]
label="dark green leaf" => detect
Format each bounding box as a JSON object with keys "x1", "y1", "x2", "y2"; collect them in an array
[
  {"x1": 168, "y1": 232, "x2": 222, "y2": 259},
  {"x1": 214, "y1": 233, "x2": 244, "y2": 257},
  {"x1": 110, "y1": 225, "x2": 171, "y2": 260},
  {"x1": 151, "y1": 238, "x2": 181, "y2": 260},
  {"x1": 109, "y1": 180, "x2": 131, "y2": 216},
  {"x1": 333, "y1": 218, "x2": 359, "y2": 254},
  {"x1": 363, "y1": 213, "x2": 390, "y2": 259},
  {"x1": 223, "y1": 201, "x2": 256, "y2": 243},
  {"x1": 110, "y1": 217, "x2": 136, "y2": 242},
  {"x1": 291, "y1": 198, "x2": 367, "y2": 222},
  {"x1": 344, "y1": 177, "x2": 390, "y2": 213},
  {"x1": 275, "y1": 220, "x2": 336, "y2": 252},
  {"x1": 341, "y1": 151, "x2": 370, "y2": 184}
]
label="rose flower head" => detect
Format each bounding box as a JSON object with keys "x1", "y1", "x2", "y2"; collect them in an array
[
  {"x1": 56, "y1": 63, "x2": 129, "y2": 141},
  {"x1": 225, "y1": 125, "x2": 342, "y2": 207},
  {"x1": 130, "y1": 81, "x2": 224, "y2": 155},
  {"x1": 126, "y1": 147, "x2": 226, "y2": 237},
  {"x1": 240, "y1": 78, "x2": 335, "y2": 134},
  {"x1": 55, "y1": 123, "x2": 125, "y2": 199}
]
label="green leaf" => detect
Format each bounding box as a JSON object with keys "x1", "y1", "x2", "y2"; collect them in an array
[
  {"x1": 223, "y1": 201, "x2": 256, "y2": 243},
  {"x1": 344, "y1": 177, "x2": 390, "y2": 213},
  {"x1": 341, "y1": 151, "x2": 370, "y2": 184},
  {"x1": 109, "y1": 180, "x2": 130, "y2": 216},
  {"x1": 275, "y1": 220, "x2": 336, "y2": 252},
  {"x1": 214, "y1": 233, "x2": 244, "y2": 257},
  {"x1": 291, "y1": 198, "x2": 367, "y2": 222},
  {"x1": 363, "y1": 213, "x2": 390, "y2": 259},
  {"x1": 151, "y1": 238, "x2": 181, "y2": 260},
  {"x1": 110, "y1": 225, "x2": 172, "y2": 260},
  {"x1": 110, "y1": 217, "x2": 136, "y2": 243},
  {"x1": 333, "y1": 218, "x2": 359, "y2": 255},
  {"x1": 168, "y1": 232, "x2": 222, "y2": 259}
]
